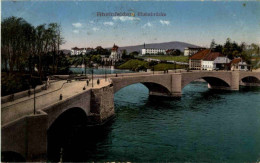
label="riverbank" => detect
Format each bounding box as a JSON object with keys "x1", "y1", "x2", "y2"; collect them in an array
[
  {"x1": 139, "y1": 55, "x2": 189, "y2": 62},
  {"x1": 117, "y1": 59, "x2": 186, "y2": 71}
]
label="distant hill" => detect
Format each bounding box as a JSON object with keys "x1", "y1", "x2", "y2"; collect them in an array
[
  {"x1": 61, "y1": 41, "x2": 202, "y2": 54},
  {"x1": 116, "y1": 41, "x2": 202, "y2": 53}
]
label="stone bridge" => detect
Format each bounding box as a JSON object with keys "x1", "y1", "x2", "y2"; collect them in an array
[
  {"x1": 1, "y1": 71, "x2": 260, "y2": 161},
  {"x1": 111, "y1": 71, "x2": 260, "y2": 97}
]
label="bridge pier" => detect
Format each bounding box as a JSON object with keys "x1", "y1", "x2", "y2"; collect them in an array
[
  {"x1": 88, "y1": 84, "x2": 115, "y2": 125},
  {"x1": 171, "y1": 73, "x2": 182, "y2": 97},
  {"x1": 230, "y1": 71, "x2": 240, "y2": 90}
]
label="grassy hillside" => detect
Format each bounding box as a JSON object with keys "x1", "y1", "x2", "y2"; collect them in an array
[
  {"x1": 118, "y1": 59, "x2": 186, "y2": 71},
  {"x1": 142, "y1": 55, "x2": 189, "y2": 62},
  {"x1": 118, "y1": 59, "x2": 149, "y2": 71}
]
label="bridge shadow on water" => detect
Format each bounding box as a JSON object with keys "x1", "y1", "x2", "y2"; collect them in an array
[{"x1": 47, "y1": 108, "x2": 114, "y2": 162}]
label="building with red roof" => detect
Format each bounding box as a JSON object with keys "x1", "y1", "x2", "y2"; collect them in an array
[
  {"x1": 229, "y1": 58, "x2": 248, "y2": 71},
  {"x1": 110, "y1": 44, "x2": 122, "y2": 59},
  {"x1": 189, "y1": 49, "x2": 230, "y2": 70}
]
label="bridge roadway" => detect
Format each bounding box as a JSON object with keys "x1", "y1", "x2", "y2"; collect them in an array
[
  {"x1": 1, "y1": 71, "x2": 166, "y2": 126},
  {"x1": 1, "y1": 79, "x2": 112, "y2": 125},
  {"x1": 1, "y1": 70, "x2": 260, "y2": 161}
]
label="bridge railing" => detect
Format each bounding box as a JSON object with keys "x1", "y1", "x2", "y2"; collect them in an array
[{"x1": 1, "y1": 81, "x2": 68, "y2": 110}]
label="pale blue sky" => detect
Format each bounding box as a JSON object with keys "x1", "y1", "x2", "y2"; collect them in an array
[{"x1": 2, "y1": 1, "x2": 260, "y2": 49}]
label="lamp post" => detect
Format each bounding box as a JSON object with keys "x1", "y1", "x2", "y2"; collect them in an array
[
  {"x1": 34, "y1": 87, "x2": 36, "y2": 114},
  {"x1": 84, "y1": 56, "x2": 87, "y2": 77},
  {"x1": 104, "y1": 64, "x2": 107, "y2": 81},
  {"x1": 92, "y1": 68, "x2": 94, "y2": 87},
  {"x1": 31, "y1": 77, "x2": 37, "y2": 115},
  {"x1": 175, "y1": 62, "x2": 177, "y2": 73}
]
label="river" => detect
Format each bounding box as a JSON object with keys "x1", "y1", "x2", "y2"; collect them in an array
[
  {"x1": 47, "y1": 80, "x2": 260, "y2": 162},
  {"x1": 69, "y1": 67, "x2": 133, "y2": 74}
]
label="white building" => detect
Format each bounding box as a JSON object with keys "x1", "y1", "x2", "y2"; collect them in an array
[
  {"x1": 140, "y1": 48, "x2": 166, "y2": 56},
  {"x1": 71, "y1": 47, "x2": 87, "y2": 56},
  {"x1": 184, "y1": 47, "x2": 206, "y2": 56},
  {"x1": 110, "y1": 44, "x2": 122, "y2": 59},
  {"x1": 230, "y1": 58, "x2": 248, "y2": 71},
  {"x1": 189, "y1": 49, "x2": 230, "y2": 70}
]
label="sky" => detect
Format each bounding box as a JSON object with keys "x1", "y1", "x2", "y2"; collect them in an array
[{"x1": 2, "y1": 1, "x2": 260, "y2": 49}]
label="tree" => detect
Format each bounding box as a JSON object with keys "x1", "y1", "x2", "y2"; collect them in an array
[
  {"x1": 121, "y1": 49, "x2": 127, "y2": 59},
  {"x1": 1, "y1": 17, "x2": 32, "y2": 73},
  {"x1": 214, "y1": 44, "x2": 223, "y2": 53},
  {"x1": 48, "y1": 23, "x2": 64, "y2": 74},
  {"x1": 210, "y1": 39, "x2": 216, "y2": 49}
]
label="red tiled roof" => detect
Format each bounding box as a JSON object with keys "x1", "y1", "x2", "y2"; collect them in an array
[
  {"x1": 166, "y1": 49, "x2": 175, "y2": 53},
  {"x1": 186, "y1": 47, "x2": 206, "y2": 50},
  {"x1": 203, "y1": 52, "x2": 224, "y2": 61},
  {"x1": 189, "y1": 49, "x2": 211, "y2": 60},
  {"x1": 230, "y1": 58, "x2": 242, "y2": 64},
  {"x1": 112, "y1": 44, "x2": 119, "y2": 51},
  {"x1": 190, "y1": 49, "x2": 225, "y2": 61}
]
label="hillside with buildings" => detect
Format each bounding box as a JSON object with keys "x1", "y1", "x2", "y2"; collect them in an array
[{"x1": 116, "y1": 41, "x2": 201, "y2": 53}]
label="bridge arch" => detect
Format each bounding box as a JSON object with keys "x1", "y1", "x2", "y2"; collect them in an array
[
  {"x1": 112, "y1": 75, "x2": 173, "y2": 96},
  {"x1": 47, "y1": 107, "x2": 88, "y2": 162},
  {"x1": 114, "y1": 82, "x2": 172, "y2": 97},
  {"x1": 240, "y1": 76, "x2": 260, "y2": 83},
  {"x1": 48, "y1": 107, "x2": 88, "y2": 130},
  {"x1": 240, "y1": 76, "x2": 260, "y2": 87},
  {"x1": 182, "y1": 74, "x2": 231, "y2": 90}
]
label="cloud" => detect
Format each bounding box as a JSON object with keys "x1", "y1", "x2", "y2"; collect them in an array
[
  {"x1": 112, "y1": 16, "x2": 140, "y2": 22},
  {"x1": 72, "y1": 22, "x2": 83, "y2": 28},
  {"x1": 92, "y1": 27, "x2": 100, "y2": 31},
  {"x1": 160, "y1": 20, "x2": 170, "y2": 25},
  {"x1": 103, "y1": 22, "x2": 114, "y2": 26},
  {"x1": 142, "y1": 22, "x2": 152, "y2": 28},
  {"x1": 73, "y1": 30, "x2": 79, "y2": 34}
]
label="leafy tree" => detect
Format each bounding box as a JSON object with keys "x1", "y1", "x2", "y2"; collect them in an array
[
  {"x1": 121, "y1": 49, "x2": 127, "y2": 59},
  {"x1": 210, "y1": 39, "x2": 216, "y2": 49},
  {"x1": 1, "y1": 16, "x2": 66, "y2": 95}
]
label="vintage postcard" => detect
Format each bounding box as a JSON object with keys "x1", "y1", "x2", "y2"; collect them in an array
[{"x1": 1, "y1": 0, "x2": 260, "y2": 162}]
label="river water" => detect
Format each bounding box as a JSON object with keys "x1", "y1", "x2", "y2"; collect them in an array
[
  {"x1": 47, "y1": 80, "x2": 260, "y2": 162},
  {"x1": 69, "y1": 67, "x2": 133, "y2": 74}
]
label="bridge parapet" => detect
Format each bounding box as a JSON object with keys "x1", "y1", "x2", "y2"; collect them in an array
[{"x1": 1, "y1": 110, "x2": 48, "y2": 161}]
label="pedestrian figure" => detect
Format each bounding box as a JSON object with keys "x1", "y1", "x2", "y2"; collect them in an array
[
  {"x1": 60, "y1": 94, "x2": 63, "y2": 100},
  {"x1": 97, "y1": 79, "x2": 100, "y2": 85},
  {"x1": 87, "y1": 80, "x2": 89, "y2": 86},
  {"x1": 116, "y1": 73, "x2": 118, "y2": 77}
]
